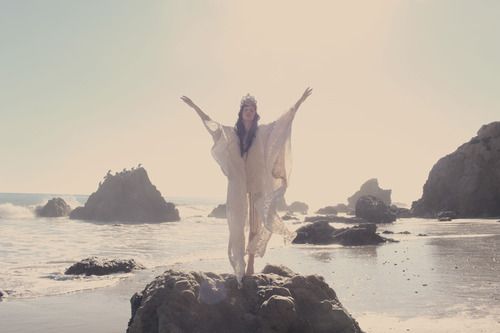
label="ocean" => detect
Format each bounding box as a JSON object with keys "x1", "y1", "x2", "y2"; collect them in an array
[{"x1": 1, "y1": 192, "x2": 499, "y2": 332}]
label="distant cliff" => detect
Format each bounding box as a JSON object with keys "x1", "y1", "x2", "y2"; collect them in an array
[
  {"x1": 412, "y1": 122, "x2": 500, "y2": 218},
  {"x1": 70, "y1": 167, "x2": 180, "y2": 223}
]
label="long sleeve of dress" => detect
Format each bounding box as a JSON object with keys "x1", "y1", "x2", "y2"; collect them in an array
[{"x1": 260, "y1": 105, "x2": 298, "y2": 240}]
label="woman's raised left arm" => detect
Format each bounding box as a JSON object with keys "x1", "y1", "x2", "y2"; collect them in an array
[{"x1": 292, "y1": 87, "x2": 313, "y2": 113}]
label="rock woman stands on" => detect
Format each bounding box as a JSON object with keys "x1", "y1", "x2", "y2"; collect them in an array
[{"x1": 181, "y1": 88, "x2": 312, "y2": 283}]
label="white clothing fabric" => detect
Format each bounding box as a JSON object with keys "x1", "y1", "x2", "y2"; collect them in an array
[{"x1": 203, "y1": 106, "x2": 298, "y2": 283}]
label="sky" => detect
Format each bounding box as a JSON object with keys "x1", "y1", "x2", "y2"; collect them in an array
[{"x1": 1, "y1": 0, "x2": 499, "y2": 210}]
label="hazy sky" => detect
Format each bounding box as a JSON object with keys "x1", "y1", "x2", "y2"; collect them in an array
[{"x1": 1, "y1": 1, "x2": 499, "y2": 209}]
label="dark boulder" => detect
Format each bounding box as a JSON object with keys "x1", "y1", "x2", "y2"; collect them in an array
[
  {"x1": 208, "y1": 204, "x2": 226, "y2": 218},
  {"x1": 305, "y1": 215, "x2": 368, "y2": 224},
  {"x1": 70, "y1": 167, "x2": 180, "y2": 223},
  {"x1": 315, "y1": 206, "x2": 338, "y2": 215},
  {"x1": 355, "y1": 195, "x2": 396, "y2": 223},
  {"x1": 412, "y1": 122, "x2": 500, "y2": 218},
  {"x1": 126, "y1": 265, "x2": 364, "y2": 333},
  {"x1": 65, "y1": 257, "x2": 145, "y2": 276},
  {"x1": 293, "y1": 221, "x2": 337, "y2": 244},
  {"x1": 35, "y1": 197, "x2": 72, "y2": 217},
  {"x1": 293, "y1": 221, "x2": 395, "y2": 246}
]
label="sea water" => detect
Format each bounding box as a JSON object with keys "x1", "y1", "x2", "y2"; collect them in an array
[{"x1": 1, "y1": 193, "x2": 499, "y2": 332}]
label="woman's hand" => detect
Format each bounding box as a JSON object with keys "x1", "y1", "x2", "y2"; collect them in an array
[
  {"x1": 181, "y1": 95, "x2": 198, "y2": 109},
  {"x1": 181, "y1": 95, "x2": 210, "y2": 121},
  {"x1": 294, "y1": 87, "x2": 313, "y2": 110}
]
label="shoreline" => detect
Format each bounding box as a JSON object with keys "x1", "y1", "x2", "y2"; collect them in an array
[{"x1": 2, "y1": 266, "x2": 499, "y2": 333}]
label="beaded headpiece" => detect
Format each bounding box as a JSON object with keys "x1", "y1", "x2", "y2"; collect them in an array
[{"x1": 240, "y1": 93, "x2": 257, "y2": 109}]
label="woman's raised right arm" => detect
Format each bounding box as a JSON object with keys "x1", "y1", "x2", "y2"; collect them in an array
[
  {"x1": 180, "y1": 95, "x2": 222, "y2": 141},
  {"x1": 180, "y1": 95, "x2": 211, "y2": 121}
]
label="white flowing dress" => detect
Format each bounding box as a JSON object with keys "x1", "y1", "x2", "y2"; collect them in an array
[{"x1": 203, "y1": 106, "x2": 298, "y2": 283}]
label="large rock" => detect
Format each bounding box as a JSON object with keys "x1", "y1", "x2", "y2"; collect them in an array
[
  {"x1": 35, "y1": 197, "x2": 72, "y2": 217},
  {"x1": 412, "y1": 122, "x2": 500, "y2": 218},
  {"x1": 70, "y1": 167, "x2": 180, "y2": 223},
  {"x1": 355, "y1": 195, "x2": 396, "y2": 223},
  {"x1": 208, "y1": 204, "x2": 226, "y2": 219},
  {"x1": 65, "y1": 257, "x2": 145, "y2": 276},
  {"x1": 126, "y1": 265, "x2": 364, "y2": 333},
  {"x1": 347, "y1": 178, "x2": 391, "y2": 209},
  {"x1": 293, "y1": 221, "x2": 394, "y2": 246}
]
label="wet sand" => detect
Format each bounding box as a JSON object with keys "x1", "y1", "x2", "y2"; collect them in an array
[{"x1": 1, "y1": 218, "x2": 500, "y2": 332}]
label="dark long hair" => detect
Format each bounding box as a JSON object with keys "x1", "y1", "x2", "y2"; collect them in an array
[{"x1": 235, "y1": 104, "x2": 260, "y2": 157}]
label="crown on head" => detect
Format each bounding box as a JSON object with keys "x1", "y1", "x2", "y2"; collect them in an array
[{"x1": 240, "y1": 93, "x2": 257, "y2": 108}]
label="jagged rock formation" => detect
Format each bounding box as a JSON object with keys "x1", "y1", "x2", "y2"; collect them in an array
[
  {"x1": 126, "y1": 265, "x2": 364, "y2": 333},
  {"x1": 65, "y1": 257, "x2": 145, "y2": 276},
  {"x1": 412, "y1": 122, "x2": 500, "y2": 218},
  {"x1": 355, "y1": 195, "x2": 396, "y2": 223},
  {"x1": 35, "y1": 197, "x2": 72, "y2": 217},
  {"x1": 70, "y1": 167, "x2": 180, "y2": 223},
  {"x1": 208, "y1": 204, "x2": 226, "y2": 218},
  {"x1": 293, "y1": 221, "x2": 395, "y2": 246},
  {"x1": 347, "y1": 178, "x2": 391, "y2": 209}
]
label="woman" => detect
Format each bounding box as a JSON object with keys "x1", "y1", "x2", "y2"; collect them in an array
[{"x1": 181, "y1": 87, "x2": 312, "y2": 283}]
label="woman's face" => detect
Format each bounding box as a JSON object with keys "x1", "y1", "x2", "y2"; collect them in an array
[{"x1": 242, "y1": 105, "x2": 256, "y2": 122}]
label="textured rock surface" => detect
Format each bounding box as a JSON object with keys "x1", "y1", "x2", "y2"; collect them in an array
[
  {"x1": 305, "y1": 215, "x2": 368, "y2": 224},
  {"x1": 208, "y1": 204, "x2": 227, "y2": 218},
  {"x1": 347, "y1": 178, "x2": 392, "y2": 209},
  {"x1": 412, "y1": 122, "x2": 500, "y2": 218},
  {"x1": 355, "y1": 195, "x2": 396, "y2": 223},
  {"x1": 315, "y1": 206, "x2": 338, "y2": 215},
  {"x1": 127, "y1": 265, "x2": 364, "y2": 333},
  {"x1": 70, "y1": 167, "x2": 179, "y2": 223},
  {"x1": 65, "y1": 257, "x2": 145, "y2": 276},
  {"x1": 316, "y1": 203, "x2": 350, "y2": 215},
  {"x1": 35, "y1": 197, "x2": 72, "y2": 217},
  {"x1": 293, "y1": 221, "x2": 394, "y2": 246}
]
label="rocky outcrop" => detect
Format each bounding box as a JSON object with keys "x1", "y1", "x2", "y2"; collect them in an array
[
  {"x1": 315, "y1": 206, "x2": 338, "y2": 215},
  {"x1": 412, "y1": 122, "x2": 500, "y2": 218},
  {"x1": 126, "y1": 265, "x2": 364, "y2": 333},
  {"x1": 287, "y1": 201, "x2": 309, "y2": 214},
  {"x1": 355, "y1": 195, "x2": 396, "y2": 223},
  {"x1": 35, "y1": 197, "x2": 72, "y2": 217},
  {"x1": 316, "y1": 203, "x2": 350, "y2": 215},
  {"x1": 70, "y1": 167, "x2": 180, "y2": 223},
  {"x1": 347, "y1": 178, "x2": 391, "y2": 209},
  {"x1": 293, "y1": 221, "x2": 395, "y2": 246},
  {"x1": 208, "y1": 204, "x2": 226, "y2": 219},
  {"x1": 305, "y1": 215, "x2": 368, "y2": 224},
  {"x1": 65, "y1": 257, "x2": 145, "y2": 276}
]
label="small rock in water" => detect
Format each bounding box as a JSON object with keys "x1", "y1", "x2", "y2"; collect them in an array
[{"x1": 65, "y1": 257, "x2": 145, "y2": 276}]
